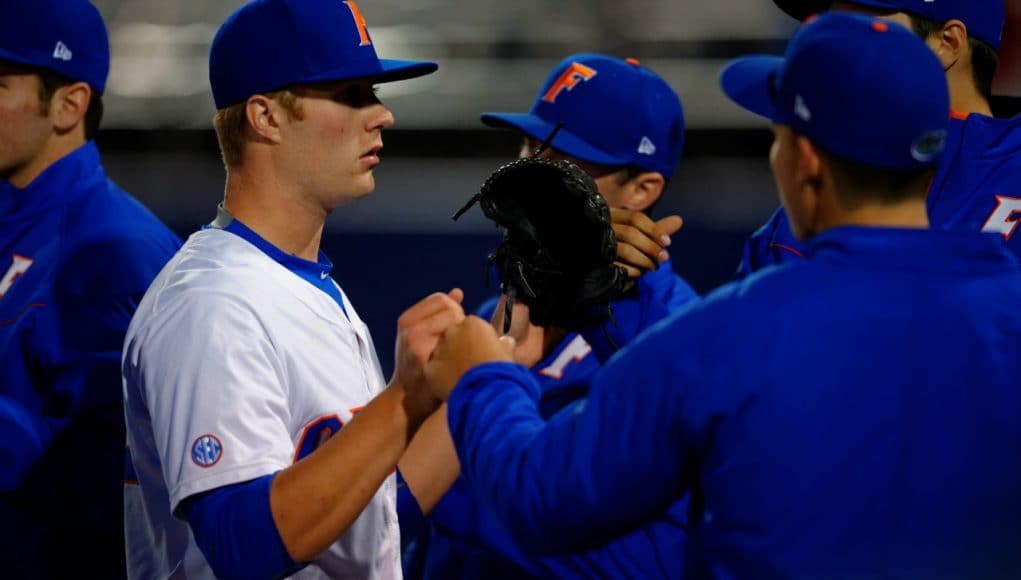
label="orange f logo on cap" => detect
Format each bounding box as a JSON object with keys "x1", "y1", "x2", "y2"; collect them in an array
[
  {"x1": 344, "y1": 1, "x2": 371, "y2": 46},
  {"x1": 542, "y1": 62, "x2": 598, "y2": 103}
]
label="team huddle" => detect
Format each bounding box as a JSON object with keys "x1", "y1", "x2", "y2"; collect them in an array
[{"x1": 2, "y1": 0, "x2": 1020, "y2": 579}]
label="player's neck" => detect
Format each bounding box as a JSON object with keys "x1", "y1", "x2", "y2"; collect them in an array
[
  {"x1": 223, "y1": 171, "x2": 326, "y2": 262},
  {"x1": 819, "y1": 197, "x2": 930, "y2": 233},
  {"x1": 6, "y1": 132, "x2": 87, "y2": 189},
  {"x1": 948, "y1": 75, "x2": 992, "y2": 117}
]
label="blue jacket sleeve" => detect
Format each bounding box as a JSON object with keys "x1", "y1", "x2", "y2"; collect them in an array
[
  {"x1": 580, "y1": 266, "x2": 699, "y2": 364},
  {"x1": 1, "y1": 289, "x2": 143, "y2": 491},
  {"x1": 0, "y1": 231, "x2": 178, "y2": 492},
  {"x1": 734, "y1": 207, "x2": 805, "y2": 280},
  {"x1": 182, "y1": 473, "x2": 305, "y2": 580},
  {"x1": 448, "y1": 319, "x2": 696, "y2": 554},
  {"x1": 0, "y1": 396, "x2": 48, "y2": 490}
]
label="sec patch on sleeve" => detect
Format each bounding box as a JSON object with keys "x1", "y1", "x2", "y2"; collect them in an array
[{"x1": 191, "y1": 434, "x2": 224, "y2": 468}]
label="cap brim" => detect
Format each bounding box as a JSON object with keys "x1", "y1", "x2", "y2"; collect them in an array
[
  {"x1": 774, "y1": 0, "x2": 831, "y2": 20},
  {"x1": 720, "y1": 56, "x2": 785, "y2": 123},
  {"x1": 371, "y1": 59, "x2": 438, "y2": 83},
  {"x1": 0, "y1": 49, "x2": 36, "y2": 70},
  {"x1": 774, "y1": 0, "x2": 908, "y2": 20},
  {"x1": 479, "y1": 112, "x2": 629, "y2": 167},
  {"x1": 304, "y1": 58, "x2": 438, "y2": 86}
]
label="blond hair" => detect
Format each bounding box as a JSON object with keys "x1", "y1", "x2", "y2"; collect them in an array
[{"x1": 213, "y1": 89, "x2": 305, "y2": 168}]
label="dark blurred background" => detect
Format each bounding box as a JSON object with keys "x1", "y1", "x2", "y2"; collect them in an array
[{"x1": 90, "y1": 0, "x2": 1021, "y2": 375}]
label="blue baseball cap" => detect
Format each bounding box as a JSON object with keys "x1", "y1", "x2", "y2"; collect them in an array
[
  {"x1": 481, "y1": 54, "x2": 685, "y2": 179},
  {"x1": 0, "y1": 0, "x2": 110, "y2": 93},
  {"x1": 773, "y1": 0, "x2": 1005, "y2": 51},
  {"x1": 721, "y1": 12, "x2": 949, "y2": 171},
  {"x1": 210, "y1": 0, "x2": 438, "y2": 109}
]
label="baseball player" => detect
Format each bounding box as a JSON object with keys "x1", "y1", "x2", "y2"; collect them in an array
[
  {"x1": 0, "y1": 1, "x2": 181, "y2": 577},
  {"x1": 478, "y1": 53, "x2": 698, "y2": 415},
  {"x1": 404, "y1": 54, "x2": 699, "y2": 579},
  {"x1": 423, "y1": 12, "x2": 1021, "y2": 578},
  {"x1": 121, "y1": 1, "x2": 462, "y2": 578},
  {"x1": 737, "y1": 0, "x2": 1021, "y2": 277}
]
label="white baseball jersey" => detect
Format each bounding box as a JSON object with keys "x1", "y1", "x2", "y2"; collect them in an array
[{"x1": 122, "y1": 217, "x2": 400, "y2": 579}]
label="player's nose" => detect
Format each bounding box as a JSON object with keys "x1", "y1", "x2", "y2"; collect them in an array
[{"x1": 369, "y1": 104, "x2": 395, "y2": 132}]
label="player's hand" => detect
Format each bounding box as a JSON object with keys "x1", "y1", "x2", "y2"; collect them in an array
[
  {"x1": 393, "y1": 289, "x2": 465, "y2": 420},
  {"x1": 490, "y1": 295, "x2": 546, "y2": 368},
  {"x1": 425, "y1": 316, "x2": 514, "y2": 401},
  {"x1": 611, "y1": 209, "x2": 683, "y2": 278}
]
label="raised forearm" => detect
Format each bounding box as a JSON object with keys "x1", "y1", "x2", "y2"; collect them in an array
[
  {"x1": 397, "y1": 405, "x2": 461, "y2": 514},
  {"x1": 269, "y1": 384, "x2": 419, "y2": 562}
]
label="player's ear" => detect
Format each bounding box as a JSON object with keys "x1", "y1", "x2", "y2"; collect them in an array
[
  {"x1": 931, "y1": 19, "x2": 966, "y2": 71},
  {"x1": 48, "y1": 81, "x2": 91, "y2": 135},
  {"x1": 795, "y1": 136, "x2": 823, "y2": 193},
  {"x1": 789, "y1": 135, "x2": 824, "y2": 238},
  {"x1": 622, "y1": 171, "x2": 665, "y2": 212},
  {"x1": 245, "y1": 94, "x2": 285, "y2": 145}
]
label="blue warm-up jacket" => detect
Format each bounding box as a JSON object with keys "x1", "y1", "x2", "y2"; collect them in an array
[
  {"x1": 0, "y1": 142, "x2": 180, "y2": 577},
  {"x1": 450, "y1": 227, "x2": 1021, "y2": 579}
]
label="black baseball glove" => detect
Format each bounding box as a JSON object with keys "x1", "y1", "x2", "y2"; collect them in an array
[{"x1": 454, "y1": 156, "x2": 635, "y2": 331}]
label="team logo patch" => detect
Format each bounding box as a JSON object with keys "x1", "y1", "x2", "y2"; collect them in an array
[
  {"x1": 191, "y1": 434, "x2": 223, "y2": 468},
  {"x1": 343, "y1": 1, "x2": 372, "y2": 46},
  {"x1": 910, "y1": 129, "x2": 946, "y2": 162},
  {"x1": 542, "y1": 62, "x2": 598, "y2": 103}
]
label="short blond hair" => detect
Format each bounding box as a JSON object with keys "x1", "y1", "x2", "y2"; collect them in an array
[{"x1": 213, "y1": 89, "x2": 305, "y2": 168}]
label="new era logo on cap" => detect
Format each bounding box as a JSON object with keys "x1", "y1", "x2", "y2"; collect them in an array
[
  {"x1": 794, "y1": 95, "x2": 811, "y2": 121},
  {"x1": 638, "y1": 137, "x2": 657, "y2": 156},
  {"x1": 53, "y1": 41, "x2": 72, "y2": 62}
]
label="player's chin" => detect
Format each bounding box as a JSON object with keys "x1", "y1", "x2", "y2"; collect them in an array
[{"x1": 349, "y1": 171, "x2": 376, "y2": 199}]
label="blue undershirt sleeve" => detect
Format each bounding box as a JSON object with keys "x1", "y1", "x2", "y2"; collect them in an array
[
  {"x1": 396, "y1": 468, "x2": 426, "y2": 541},
  {"x1": 182, "y1": 473, "x2": 306, "y2": 580}
]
